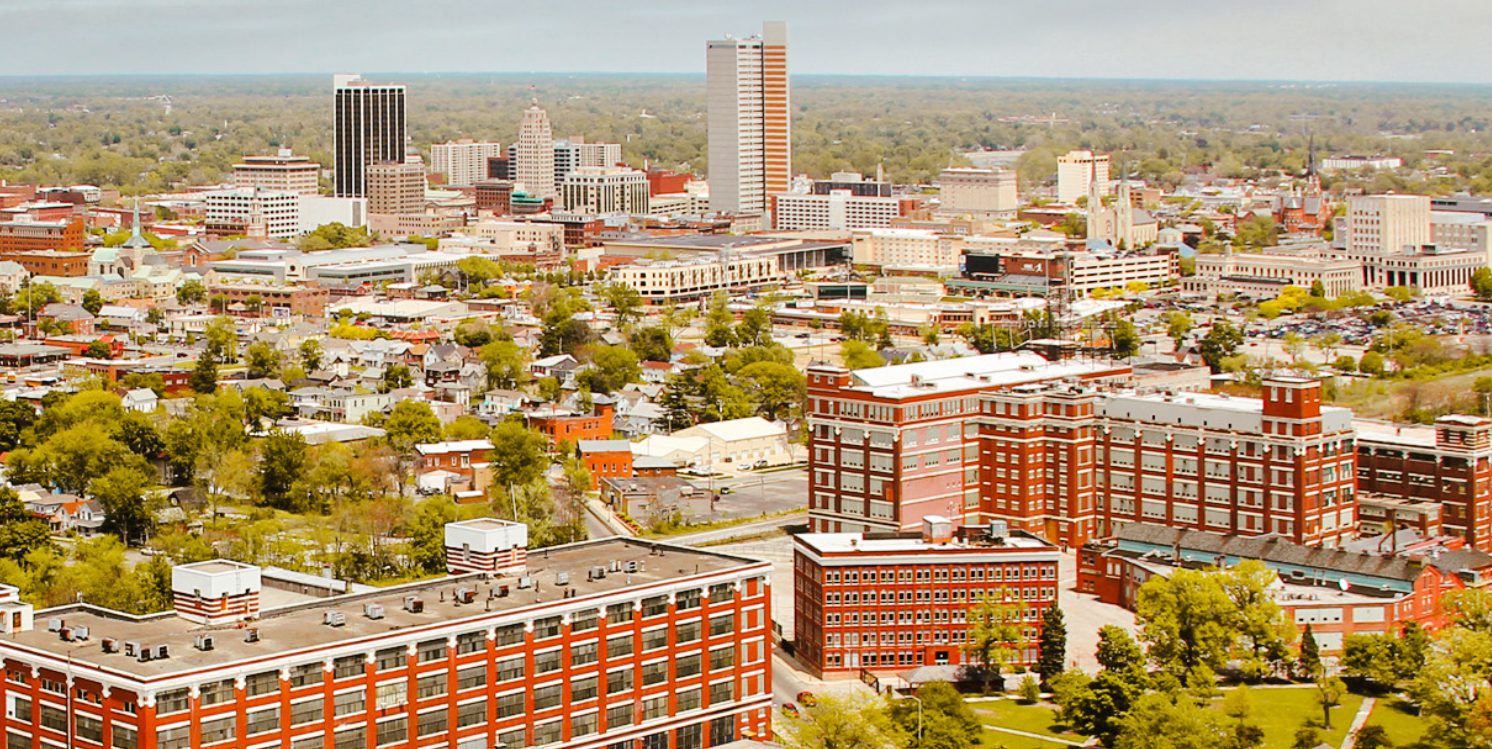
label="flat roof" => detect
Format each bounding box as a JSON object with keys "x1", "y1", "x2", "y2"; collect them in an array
[
  {"x1": 796, "y1": 530, "x2": 1058, "y2": 555},
  {"x1": 2, "y1": 537, "x2": 763, "y2": 682}
]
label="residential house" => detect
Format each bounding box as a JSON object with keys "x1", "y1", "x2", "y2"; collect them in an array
[
  {"x1": 37, "y1": 303, "x2": 96, "y2": 336},
  {"x1": 526, "y1": 402, "x2": 615, "y2": 445},
  {"x1": 415, "y1": 440, "x2": 494, "y2": 498},
  {"x1": 577, "y1": 439, "x2": 635, "y2": 489},
  {"x1": 599, "y1": 476, "x2": 709, "y2": 524},
  {"x1": 121, "y1": 388, "x2": 159, "y2": 413},
  {"x1": 531, "y1": 353, "x2": 580, "y2": 385}
]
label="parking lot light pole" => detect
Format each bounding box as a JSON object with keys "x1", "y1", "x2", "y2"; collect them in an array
[{"x1": 897, "y1": 694, "x2": 923, "y2": 746}]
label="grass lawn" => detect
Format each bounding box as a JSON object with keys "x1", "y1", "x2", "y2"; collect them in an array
[
  {"x1": 972, "y1": 699, "x2": 1084, "y2": 742},
  {"x1": 1362, "y1": 697, "x2": 1427, "y2": 747},
  {"x1": 979, "y1": 727, "x2": 1081, "y2": 749},
  {"x1": 1220, "y1": 687, "x2": 1364, "y2": 749}
]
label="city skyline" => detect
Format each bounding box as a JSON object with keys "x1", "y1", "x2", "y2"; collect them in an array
[{"x1": 2, "y1": 0, "x2": 1491, "y2": 84}]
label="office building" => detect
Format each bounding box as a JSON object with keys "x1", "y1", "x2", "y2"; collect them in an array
[
  {"x1": 203, "y1": 188, "x2": 301, "y2": 239},
  {"x1": 849, "y1": 229, "x2": 962, "y2": 271},
  {"x1": 431, "y1": 140, "x2": 504, "y2": 188},
  {"x1": 1185, "y1": 246, "x2": 1361, "y2": 299},
  {"x1": 1340, "y1": 194, "x2": 1432, "y2": 259},
  {"x1": 1056, "y1": 150, "x2": 1110, "y2": 205},
  {"x1": 516, "y1": 103, "x2": 556, "y2": 200},
  {"x1": 233, "y1": 150, "x2": 320, "y2": 196},
  {"x1": 333, "y1": 74, "x2": 407, "y2": 198},
  {"x1": 1355, "y1": 416, "x2": 1492, "y2": 550},
  {"x1": 804, "y1": 353, "x2": 1132, "y2": 537},
  {"x1": 475, "y1": 180, "x2": 515, "y2": 215},
  {"x1": 561, "y1": 167, "x2": 650, "y2": 215},
  {"x1": 938, "y1": 168, "x2": 1018, "y2": 218},
  {"x1": 608, "y1": 253, "x2": 781, "y2": 303},
  {"x1": 954, "y1": 241, "x2": 1178, "y2": 296},
  {"x1": 707, "y1": 21, "x2": 789, "y2": 217},
  {"x1": 0, "y1": 218, "x2": 85, "y2": 254},
  {"x1": 793, "y1": 517, "x2": 1061, "y2": 677},
  {"x1": 773, "y1": 188, "x2": 907, "y2": 232},
  {"x1": 367, "y1": 159, "x2": 427, "y2": 216},
  {"x1": 0, "y1": 520, "x2": 773, "y2": 749},
  {"x1": 1431, "y1": 210, "x2": 1492, "y2": 266},
  {"x1": 506, "y1": 139, "x2": 623, "y2": 191}
]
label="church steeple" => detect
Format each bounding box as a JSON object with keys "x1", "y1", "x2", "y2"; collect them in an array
[{"x1": 122, "y1": 199, "x2": 151, "y2": 250}]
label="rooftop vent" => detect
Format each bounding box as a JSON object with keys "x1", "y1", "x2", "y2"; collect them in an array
[
  {"x1": 403, "y1": 596, "x2": 424, "y2": 614},
  {"x1": 588, "y1": 566, "x2": 607, "y2": 581},
  {"x1": 153, "y1": 644, "x2": 169, "y2": 660},
  {"x1": 193, "y1": 635, "x2": 214, "y2": 652},
  {"x1": 71, "y1": 625, "x2": 90, "y2": 641},
  {"x1": 624, "y1": 561, "x2": 639, "y2": 574},
  {"x1": 46, "y1": 618, "x2": 62, "y2": 633},
  {"x1": 455, "y1": 588, "x2": 476, "y2": 604},
  {"x1": 364, "y1": 603, "x2": 385, "y2": 620},
  {"x1": 244, "y1": 628, "x2": 260, "y2": 643},
  {"x1": 323, "y1": 611, "x2": 346, "y2": 627},
  {"x1": 555, "y1": 572, "x2": 570, "y2": 587},
  {"x1": 516, "y1": 576, "x2": 533, "y2": 589}
]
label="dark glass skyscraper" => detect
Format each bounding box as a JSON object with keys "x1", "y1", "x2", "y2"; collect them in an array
[{"x1": 333, "y1": 74, "x2": 406, "y2": 198}]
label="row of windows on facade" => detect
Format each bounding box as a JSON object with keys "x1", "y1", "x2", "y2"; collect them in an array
[
  {"x1": 814, "y1": 564, "x2": 1056, "y2": 585},
  {"x1": 3, "y1": 584, "x2": 744, "y2": 710},
  {"x1": 823, "y1": 626, "x2": 1043, "y2": 648},
  {"x1": 819, "y1": 605, "x2": 1051, "y2": 628},
  {"x1": 7, "y1": 690, "x2": 744, "y2": 749},
  {"x1": 821, "y1": 587, "x2": 1056, "y2": 608},
  {"x1": 823, "y1": 648, "x2": 1039, "y2": 669},
  {"x1": 5, "y1": 648, "x2": 753, "y2": 749}
]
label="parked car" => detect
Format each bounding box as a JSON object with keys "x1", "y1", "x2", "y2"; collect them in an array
[{"x1": 796, "y1": 691, "x2": 818, "y2": 707}]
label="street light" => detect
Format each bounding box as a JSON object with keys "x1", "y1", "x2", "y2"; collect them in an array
[{"x1": 897, "y1": 694, "x2": 923, "y2": 746}]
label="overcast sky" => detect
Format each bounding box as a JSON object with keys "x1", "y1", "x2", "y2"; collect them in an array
[{"x1": 4, "y1": 0, "x2": 1490, "y2": 83}]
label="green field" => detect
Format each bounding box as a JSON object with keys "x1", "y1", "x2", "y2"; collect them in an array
[
  {"x1": 1361, "y1": 697, "x2": 1427, "y2": 747},
  {"x1": 1239, "y1": 687, "x2": 1364, "y2": 749}
]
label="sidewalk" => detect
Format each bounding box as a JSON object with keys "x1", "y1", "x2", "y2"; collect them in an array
[{"x1": 1340, "y1": 697, "x2": 1377, "y2": 749}]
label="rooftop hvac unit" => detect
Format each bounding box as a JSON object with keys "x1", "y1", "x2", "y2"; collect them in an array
[
  {"x1": 244, "y1": 628, "x2": 260, "y2": 643},
  {"x1": 46, "y1": 618, "x2": 62, "y2": 633},
  {"x1": 72, "y1": 625, "x2": 89, "y2": 641},
  {"x1": 58, "y1": 628, "x2": 72, "y2": 642},
  {"x1": 554, "y1": 572, "x2": 570, "y2": 587},
  {"x1": 588, "y1": 566, "x2": 607, "y2": 581},
  {"x1": 455, "y1": 588, "x2": 476, "y2": 604},
  {"x1": 402, "y1": 596, "x2": 425, "y2": 614},
  {"x1": 624, "y1": 561, "x2": 639, "y2": 574},
  {"x1": 123, "y1": 641, "x2": 141, "y2": 657},
  {"x1": 101, "y1": 638, "x2": 119, "y2": 654},
  {"x1": 609, "y1": 560, "x2": 621, "y2": 572},
  {"x1": 137, "y1": 648, "x2": 151, "y2": 663},
  {"x1": 153, "y1": 644, "x2": 169, "y2": 660},
  {"x1": 516, "y1": 576, "x2": 533, "y2": 589},
  {"x1": 323, "y1": 611, "x2": 346, "y2": 627},
  {"x1": 194, "y1": 635, "x2": 214, "y2": 652},
  {"x1": 364, "y1": 603, "x2": 385, "y2": 620},
  {"x1": 495, "y1": 584, "x2": 510, "y2": 598}
]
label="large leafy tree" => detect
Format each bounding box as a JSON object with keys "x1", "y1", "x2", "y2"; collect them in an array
[
  {"x1": 1136, "y1": 567, "x2": 1235, "y2": 679},
  {"x1": 1199, "y1": 320, "x2": 1245, "y2": 372},
  {"x1": 479, "y1": 339, "x2": 529, "y2": 390},
  {"x1": 736, "y1": 361, "x2": 805, "y2": 421},
  {"x1": 0, "y1": 487, "x2": 52, "y2": 561},
  {"x1": 90, "y1": 466, "x2": 154, "y2": 544},
  {"x1": 257, "y1": 430, "x2": 308, "y2": 510},
  {"x1": 488, "y1": 421, "x2": 550, "y2": 489},
  {"x1": 776, "y1": 692, "x2": 900, "y2": 749},
  {"x1": 966, "y1": 590, "x2": 1023, "y2": 691}
]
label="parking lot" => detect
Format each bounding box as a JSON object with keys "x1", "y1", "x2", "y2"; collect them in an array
[{"x1": 694, "y1": 466, "x2": 809, "y2": 521}]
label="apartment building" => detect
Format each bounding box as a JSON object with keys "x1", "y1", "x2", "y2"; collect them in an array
[
  {"x1": 804, "y1": 352, "x2": 1132, "y2": 536},
  {"x1": 1055, "y1": 150, "x2": 1110, "y2": 205},
  {"x1": 972, "y1": 378, "x2": 1358, "y2": 549},
  {"x1": 0, "y1": 520, "x2": 773, "y2": 749},
  {"x1": 204, "y1": 188, "x2": 301, "y2": 239},
  {"x1": 233, "y1": 150, "x2": 321, "y2": 196},
  {"x1": 773, "y1": 191, "x2": 906, "y2": 232},
  {"x1": 431, "y1": 141, "x2": 504, "y2": 188},
  {"x1": 793, "y1": 516, "x2": 1060, "y2": 677},
  {"x1": 938, "y1": 168, "x2": 1019, "y2": 218},
  {"x1": 607, "y1": 254, "x2": 781, "y2": 303},
  {"x1": 1355, "y1": 416, "x2": 1492, "y2": 550},
  {"x1": 367, "y1": 160, "x2": 427, "y2": 216},
  {"x1": 707, "y1": 22, "x2": 789, "y2": 217}
]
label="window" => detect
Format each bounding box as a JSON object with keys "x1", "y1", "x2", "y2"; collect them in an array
[
  {"x1": 291, "y1": 734, "x2": 323, "y2": 749},
  {"x1": 417, "y1": 671, "x2": 447, "y2": 699},
  {"x1": 710, "y1": 717, "x2": 736, "y2": 746},
  {"x1": 112, "y1": 725, "x2": 137, "y2": 749},
  {"x1": 418, "y1": 639, "x2": 447, "y2": 662},
  {"x1": 572, "y1": 611, "x2": 599, "y2": 632},
  {"x1": 642, "y1": 628, "x2": 668, "y2": 651},
  {"x1": 607, "y1": 633, "x2": 634, "y2": 657},
  {"x1": 291, "y1": 663, "x2": 325, "y2": 687},
  {"x1": 376, "y1": 682, "x2": 407, "y2": 710},
  {"x1": 572, "y1": 675, "x2": 599, "y2": 701},
  {"x1": 334, "y1": 727, "x2": 366, "y2": 749},
  {"x1": 156, "y1": 725, "x2": 189, "y2": 749},
  {"x1": 497, "y1": 624, "x2": 525, "y2": 646},
  {"x1": 677, "y1": 687, "x2": 701, "y2": 712},
  {"x1": 643, "y1": 661, "x2": 668, "y2": 686},
  {"x1": 418, "y1": 709, "x2": 448, "y2": 737},
  {"x1": 535, "y1": 649, "x2": 562, "y2": 674},
  {"x1": 497, "y1": 656, "x2": 525, "y2": 681},
  {"x1": 457, "y1": 631, "x2": 486, "y2": 654},
  {"x1": 457, "y1": 665, "x2": 486, "y2": 691},
  {"x1": 641, "y1": 596, "x2": 668, "y2": 617},
  {"x1": 710, "y1": 680, "x2": 734, "y2": 704},
  {"x1": 572, "y1": 640, "x2": 599, "y2": 666},
  {"x1": 606, "y1": 602, "x2": 633, "y2": 624},
  {"x1": 643, "y1": 732, "x2": 668, "y2": 749},
  {"x1": 676, "y1": 653, "x2": 702, "y2": 678},
  {"x1": 200, "y1": 679, "x2": 234, "y2": 706},
  {"x1": 497, "y1": 728, "x2": 526, "y2": 749},
  {"x1": 709, "y1": 583, "x2": 733, "y2": 603},
  {"x1": 607, "y1": 668, "x2": 634, "y2": 694},
  {"x1": 376, "y1": 647, "x2": 406, "y2": 670},
  {"x1": 497, "y1": 691, "x2": 526, "y2": 718},
  {"x1": 291, "y1": 699, "x2": 323, "y2": 725},
  {"x1": 157, "y1": 689, "x2": 190, "y2": 715},
  {"x1": 534, "y1": 683, "x2": 563, "y2": 710},
  {"x1": 533, "y1": 721, "x2": 562, "y2": 746},
  {"x1": 335, "y1": 690, "x2": 365, "y2": 716},
  {"x1": 643, "y1": 694, "x2": 669, "y2": 719},
  {"x1": 678, "y1": 723, "x2": 703, "y2": 749},
  {"x1": 247, "y1": 706, "x2": 280, "y2": 735},
  {"x1": 375, "y1": 717, "x2": 406, "y2": 747},
  {"x1": 75, "y1": 714, "x2": 103, "y2": 744},
  {"x1": 709, "y1": 614, "x2": 734, "y2": 636},
  {"x1": 6, "y1": 697, "x2": 27, "y2": 721},
  {"x1": 534, "y1": 616, "x2": 562, "y2": 639},
  {"x1": 246, "y1": 670, "x2": 279, "y2": 696},
  {"x1": 200, "y1": 716, "x2": 235, "y2": 745},
  {"x1": 457, "y1": 701, "x2": 486, "y2": 728},
  {"x1": 6, "y1": 733, "x2": 28, "y2": 749},
  {"x1": 607, "y1": 702, "x2": 634, "y2": 728},
  {"x1": 571, "y1": 712, "x2": 598, "y2": 738},
  {"x1": 334, "y1": 654, "x2": 365, "y2": 679},
  {"x1": 676, "y1": 589, "x2": 701, "y2": 610},
  {"x1": 710, "y1": 646, "x2": 735, "y2": 670}
]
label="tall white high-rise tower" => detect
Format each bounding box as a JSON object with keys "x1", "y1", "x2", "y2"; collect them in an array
[
  {"x1": 707, "y1": 21, "x2": 789, "y2": 217},
  {"x1": 515, "y1": 102, "x2": 556, "y2": 200}
]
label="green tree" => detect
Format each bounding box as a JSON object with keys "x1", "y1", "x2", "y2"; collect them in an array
[
  {"x1": 1359, "y1": 349, "x2": 1386, "y2": 376},
  {"x1": 85, "y1": 339, "x2": 112, "y2": 359},
  {"x1": 1136, "y1": 567, "x2": 1234, "y2": 679},
  {"x1": 0, "y1": 487, "x2": 53, "y2": 561},
  {"x1": 190, "y1": 351, "x2": 219, "y2": 394},
  {"x1": 1112, "y1": 317, "x2": 1141, "y2": 358},
  {"x1": 478, "y1": 339, "x2": 528, "y2": 391},
  {"x1": 381, "y1": 363, "x2": 414, "y2": 393},
  {"x1": 1220, "y1": 560, "x2": 1294, "y2": 680},
  {"x1": 1199, "y1": 320, "x2": 1245, "y2": 372},
  {"x1": 489, "y1": 421, "x2": 550, "y2": 489},
  {"x1": 579, "y1": 345, "x2": 640, "y2": 395},
  {"x1": 90, "y1": 466, "x2": 154, "y2": 544},
  {"x1": 176, "y1": 279, "x2": 207, "y2": 305},
  {"x1": 204, "y1": 316, "x2": 238, "y2": 362},
  {"x1": 384, "y1": 401, "x2": 443, "y2": 454},
  {"x1": 1315, "y1": 676, "x2": 1346, "y2": 729},
  {"x1": 1036, "y1": 604, "x2": 1068, "y2": 685},
  {"x1": 1166, "y1": 311, "x2": 1194, "y2": 350},
  {"x1": 736, "y1": 361, "x2": 805, "y2": 421},
  {"x1": 0, "y1": 399, "x2": 37, "y2": 451},
  {"x1": 966, "y1": 590, "x2": 1023, "y2": 692},
  {"x1": 258, "y1": 430, "x2": 307, "y2": 510},
  {"x1": 1473, "y1": 267, "x2": 1492, "y2": 301},
  {"x1": 299, "y1": 338, "x2": 324, "y2": 371},
  {"x1": 891, "y1": 681, "x2": 980, "y2": 749},
  {"x1": 81, "y1": 288, "x2": 104, "y2": 316},
  {"x1": 1112, "y1": 692, "x2": 1230, "y2": 749},
  {"x1": 407, "y1": 496, "x2": 459, "y2": 573},
  {"x1": 1342, "y1": 633, "x2": 1404, "y2": 688},
  {"x1": 243, "y1": 386, "x2": 292, "y2": 429},
  {"x1": 1096, "y1": 624, "x2": 1146, "y2": 673},
  {"x1": 1298, "y1": 624, "x2": 1323, "y2": 680},
  {"x1": 737, "y1": 306, "x2": 773, "y2": 347},
  {"x1": 776, "y1": 692, "x2": 899, "y2": 749},
  {"x1": 1309, "y1": 279, "x2": 1327, "y2": 298},
  {"x1": 599, "y1": 283, "x2": 642, "y2": 329},
  {"x1": 1220, "y1": 688, "x2": 1267, "y2": 749},
  {"x1": 1063, "y1": 670, "x2": 1146, "y2": 746},
  {"x1": 1353, "y1": 725, "x2": 1392, "y2": 749},
  {"x1": 453, "y1": 319, "x2": 495, "y2": 348},
  {"x1": 841, "y1": 340, "x2": 885, "y2": 369},
  {"x1": 299, "y1": 222, "x2": 372, "y2": 251},
  {"x1": 703, "y1": 292, "x2": 735, "y2": 348},
  {"x1": 244, "y1": 340, "x2": 282, "y2": 379}
]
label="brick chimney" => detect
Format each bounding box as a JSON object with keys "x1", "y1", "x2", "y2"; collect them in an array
[{"x1": 171, "y1": 560, "x2": 261, "y2": 625}]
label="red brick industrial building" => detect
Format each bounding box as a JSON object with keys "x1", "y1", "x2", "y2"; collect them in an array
[
  {"x1": 792, "y1": 516, "x2": 1061, "y2": 677},
  {"x1": 1354, "y1": 416, "x2": 1492, "y2": 551},
  {"x1": 0, "y1": 519, "x2": 773, "y2": 749}
]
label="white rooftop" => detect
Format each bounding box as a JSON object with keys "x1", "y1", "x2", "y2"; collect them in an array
[
  {"x1": 1353, "y1": 419, "x2": 1438, "y2": 448},
  {"x1": 848, "y1": 352, "x2": 1120, "y2": 398},
  {"x1": 797, "y1": 532, "x2": 1057, "y2": 554}
]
